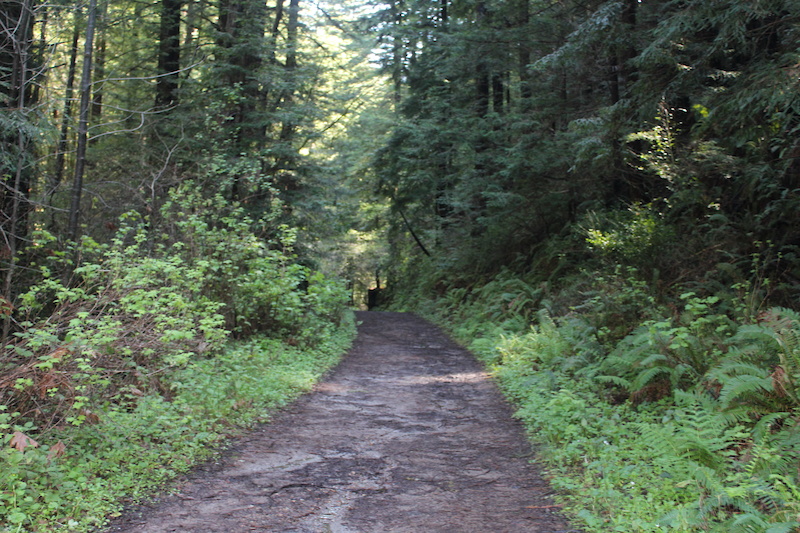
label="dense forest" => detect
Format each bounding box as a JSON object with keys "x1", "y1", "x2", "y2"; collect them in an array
[
  {"x1": 376, "y1": 1, "x2": 800, "y2": 531},
  {"x1": 2, "y1": 0, "x2": 800, "y2": 530}
]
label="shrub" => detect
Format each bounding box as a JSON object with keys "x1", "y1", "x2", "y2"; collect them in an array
[{"x1": 599, "y1": 292, "x2": 736, "y2": 402}]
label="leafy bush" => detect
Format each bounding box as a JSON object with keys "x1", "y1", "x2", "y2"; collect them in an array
[
  {"x1": 158, "y1": 186, "x2": 348, "y2": 338},
  {"x1": 2, "y1": 236, "x2": 229, "y2": 431},
  {"x1": 0, "y1": 183, "x2": 353, "y2": 531},
  {"x1": 583, "y1": 203, "x2": 675, "y2": 272},
  {"x1": 0, "y1": 315, "x2": 355, "y2": 533},
  {"x1": 569, "y1": 265, "x2": 662, "y2": 342}
]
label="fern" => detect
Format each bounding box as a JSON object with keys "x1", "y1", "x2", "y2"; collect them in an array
[
  {"x1": 594, "y1": 374, "x2": 630, "y2": 389},
  {"x1": 630, "y1": 365, "x2": 671, "y2": 391},
  {"x1": 751, "y1": 412, "x2": 790, "y2": 442},
  {"x1": 662, "y1": 406, "x2": 800, "y2": 532},
  {"x1": 717, "y1": 371, "x2": 773, "y2": 407},
  {"x1": 716, "y1": 308, "x2": 800, "y2": 414}
]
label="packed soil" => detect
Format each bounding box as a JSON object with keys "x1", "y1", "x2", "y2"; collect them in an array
[{"x1": 105, "y1": 312, "x2": 580, "y2": 532}]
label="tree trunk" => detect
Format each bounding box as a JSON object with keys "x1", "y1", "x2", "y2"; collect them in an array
[
  {"x1": 389, "y1": 0, "x2": 403, "y2": 107},
  {"x1": 268, "y1": 0, "x2": 284, "y2": 65},
  {"x1": 53, "y1": 18, "x2": 80, "y2": 197},
  {"x1": 492, "y1": 73, "x2": 504, "y2": 114},
  {"x1": 274, "y1": 0, "x2": 299, "y2": 193},
  {"x1": 156, "y1": 0, "x2": 183, "y2": 108},
  {"x1": 474, "y1": 1, "x2": 490, "y2": 118},
  {"x1": 1, "y1": 0, "x2": 35, "y2": 239},
  {"x1": 91, "y1": 0, "x2": 108, "y2": 117},
  {"x1": 67, "y1": 0, "x2": 97, "y2": 242},
  {"x1": 30, "y1": 2, "x2": 45, "y2": 104}
]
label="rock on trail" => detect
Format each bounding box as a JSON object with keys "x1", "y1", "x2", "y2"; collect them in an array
[{"x1": 106, "y1": 312, "x2": 578, "y2": 532}]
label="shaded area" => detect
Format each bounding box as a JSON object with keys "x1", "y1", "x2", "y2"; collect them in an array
[{"x1": 106, "y1": 312, "x2": 577, "y2": 532}]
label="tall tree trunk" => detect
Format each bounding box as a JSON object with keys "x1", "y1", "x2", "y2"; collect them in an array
[
  {"x1": 91, "y1": 0, "x2": 108, "y2": 117},
  {"x1": 474, "y1": 1, "x2": 490, "y2": 118},
  {"x1": 156, "y1": 0, "x2": 183, "y2": 108},
  {"x1": 492, "y1": 73, "x2": 504, "y2": 114},
  {"x1": 30, "y1": 2, "x2": 45, "y2": 104},
  {"x1": 389, "y1": 0, "x2": 403, "y2": 107},
  {"x1": 183, "y1": 0, "x2": 197, "y2": 49},
  {"x1": 268, "y1": 0, "x2": 284, "y2": 65},
  {"x1": 67, "y1": 0, "x2": 97, "y2": 242},
  {"x1": 182, "y1": 0, "x2": 206, "y2": 78},
  {"x1": 284, "y1": 0, "x2": 298, "y2": 71},
  {"x1": 53, "y1": 17, "x2": 80, "y2": 198},
  {"x1": 274, "y1": 0, "x2": 299, "y2": 193}
]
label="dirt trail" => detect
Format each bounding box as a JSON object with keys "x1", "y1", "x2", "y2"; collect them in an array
[{"x1": 106, "y1": 312, "x2": 578, "y2": 532}]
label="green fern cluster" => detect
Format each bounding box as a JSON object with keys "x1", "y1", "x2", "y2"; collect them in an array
[
  {"x1": 711, "y1": 308, "x2": 800, "y2": 416},
  {"x1": 407, "y1": 260, "x2": 800, "y2": 531},
  {"x1": 599, "y1": 293, "x2": 735, "y2": 402},
  {"x1": 655, "y1": 404, "x2": 800, "y2": 531}
]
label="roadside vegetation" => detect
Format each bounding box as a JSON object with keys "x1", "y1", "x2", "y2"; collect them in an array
[
  {"x1": 4, "y1": 0, "x2": 800, "y2": 531},
  {"x1": 0, "y1": 185, "x2": 354, "y2": 532},
  {"x1": 2, "y1": 1, "x2": 368, "y2": 529},
  {"x1": 390, "y1": 248, "x2": 800, "y2": 531}
]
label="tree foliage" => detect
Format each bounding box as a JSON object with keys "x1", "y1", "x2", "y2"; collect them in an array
[
  {"x1": 0, "y1": 2, "x2": 372, "y2": 528},
  {"x1": 371, "y1": 0, "x2": 800, "y2": 302}
]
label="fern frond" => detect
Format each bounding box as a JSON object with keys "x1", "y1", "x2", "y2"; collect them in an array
[
  {"x1": 536, "y1": 308, "x2": 556, "y2": 331},
  {"x1": 594, "y1": 374, "x2": 631, "y2": 389},
  {"x1": 726, "y1": 512, "x2": 770, "y2": 532},
  {"x1": 718, "y1": 374, "x2": 774, "y2": 407},
  {"x1": 764, "y1": 523, "x2": 800, "y2": 533},
  {"x1": 717, "y1": 405, "x2": 763, "y2": 426},
  {"x1": 631, "y1": 365, "x2": 672, "y2": 391},
  {"x1": 711, "y1": 359, "x2": 772, "y2": 378},
  {"x1": 729, "y1": 324, "x2": 782, "y2": 364},
  {"x1": 751, "y1": 411, "x2": 790, "y2": 442},
  {"x1": 698, "y1": 490, "x2": 757, "y2": 520},
  {"x1": 598, "y1": 353, "x2": 635, "y2": 375},
  {"x1": 637, "y1": 352, "x2": 669, "y2": 367}
]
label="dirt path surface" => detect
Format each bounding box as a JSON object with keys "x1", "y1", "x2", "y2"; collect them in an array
[{"x1": 106, "y1": 312, "x2": 578, "y2": 532}]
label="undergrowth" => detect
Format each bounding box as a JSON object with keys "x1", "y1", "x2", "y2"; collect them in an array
[
  {"x1": 0, "y1": 183, "x2": 355, "y2": 531},
  {"x1": 395, "y1": 264, "x2": 800, "y2": 532},
  {"x1": 0, "y1": 319, "x2": 355, "y2": 532}
]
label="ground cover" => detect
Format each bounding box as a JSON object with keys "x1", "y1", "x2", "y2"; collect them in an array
[
  {"x1": 394, "y1": 268, "x2": 800, "y2": 532},
  {"x1": 1, "y1": 186, "x2": 355, "y2": 532},
  {"x1": 1, "y1": 317, "x2": 356, "y2": 532}
]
